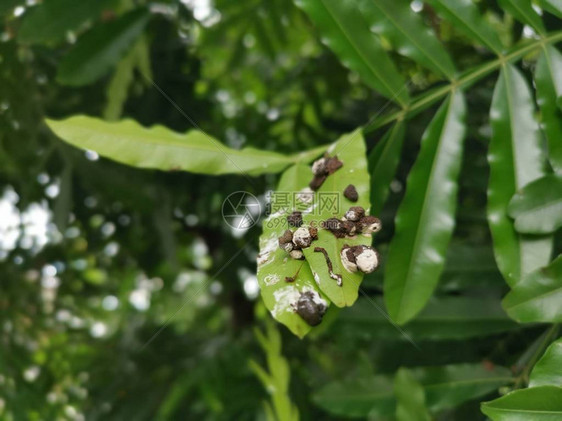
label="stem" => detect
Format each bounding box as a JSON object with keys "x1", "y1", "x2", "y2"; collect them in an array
[
  {"x1": 514, "y1": 324, "x2": 560, "y2": 388},
  {"x1": 363, "y1": 30, "x2": 562, "y2": 133}
]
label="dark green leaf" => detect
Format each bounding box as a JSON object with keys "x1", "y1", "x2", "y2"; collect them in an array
[
  {"x1": 257, "y1": 165, "x2": 330, "y2": 338},
  {"x1": 539, "y1": 0, "x2": 562, "y2": 18},
  {"x1": 57, "y1": 8, "x2": 150, "y2": 86},
  {"x1": 529, "y1": 338, "x2": 562, "y2": 387},
  {"x1": 295, "y1": 0, "x2": 409, "y2": 105},
  {"x1": 427, "y1": 0, "x2": 504, "y2": 53},
  {"x1": 498, "y1": 0, "x2": 546, "y2": 35},
  {"x1": 394, "y1": 368, "x2": 431, "y2": 421},
  {"x1": 502, "y1": 255, "x2": 562, "y2": 323},
  {"x1": 103, "y1": 36, "x2": 151, "y2": 121},
  {"x1": 487, "y1": 64, "x2": 552, "y2": 286},
  {"x1": 335, "y1": 296, "x2": 519, "y2": 340},
  {"x1": 18, "y1": 0, "x2": 114, "y2": 45},
  {"x1": 508, "y1": 173, "x2": 562, "y2": 234},
  {"x1": 302, "y1": 129, "x2": 372, "y2": 307},
  {"x1": 384, "y1": 91, "x2": 466, "y2": 325},
  {"x1": 481, "y1": 386, "x2": 562, "y2": 420},
  {"x1": 368, "y1": 121, "x2": 405, "y2": 216},
  {"x1": 359, "y1": 0, "x2": 456, "y2": 78},
  {"x1": 314, "y1": 364, "x2": 512, "y2": 418},
  {"x1": 46, "y1": 116, "x2": 323, "y2": 176},
  {"x1": 535, "y1": 45, "x2": 562, "y2": 173},
  {"x1": 0, "y1": 0, "x2": 22, "y2": 16}
]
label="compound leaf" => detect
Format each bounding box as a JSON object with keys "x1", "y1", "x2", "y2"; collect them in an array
[
  {"x1": 385, "y1": 91, "x2": 466, "y2": 325},
  {"x1": 487, "y1": 64, "x2": 552, "y2": 286}
]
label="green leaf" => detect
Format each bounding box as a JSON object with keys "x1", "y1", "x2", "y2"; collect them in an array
[
  {"x1": 314, "y1": 364, "x2": 512, "y2": 418},
  {"x1": 426, "y1": 0, "x2": 504, "y2": 54},
  {"x1": 368, "y1": 120, "x2": 405, "y2": 216},
  {"x1": 508, "y1": 174, "x2": 562, "y2": 234},
  {"x1": 358, "y1": 0, "x2": 456, "y2": 78},
  {"x1": 529, "y1": 338, "x2": 562, "y2": 387},
  {"x1": 540, "y1": 0, "x2": 562, "y2": 18},
  {"x1": 295, "y1": 0, "x2": 409, "y2": 105},
  {"x1": 502, "y1": 255, "x2": 562, "y2": 323},
  {"x1": 481, "y1": 386, "x2": 562, "y2": 420},
  {"x1": 18, "y1": 0, "x2": 114, "y2": 45},
  {"x1": 0, "y1": 0, "x2": 22, "y2": 16},
  {"x1": 394, "y1": 368, "x2": 431, "y2": 421},
  {"x1": 57, "y1": 8, "x2": 150, "y2": 86},
  {"x1": 302, "y1": 129, "x2": 373, "y2": 307},
  {"x1": 487, "y1": 64, "x2": 552, "y2": 286},
  {"x1": 384, "y1": 91, "x2": 466, "y2": 325},
  {"x1": 257, "y1": 165, "x2": 330, "y2": 338},
  {"x1": 46, "y1": 115, "x2": 321, "y2": 176},
  {"x1": 535, "y1": 45, "x2": 562, "y2": 173},
  {"x1": 334, "y1": 296, "x2": 519, "y2": 340},
  {"x1": 103, "y1": 36, "x2": 151, "y2": 121},
  {"x1": 498, "y1": 0, "x2": 546, "y2": 35}
]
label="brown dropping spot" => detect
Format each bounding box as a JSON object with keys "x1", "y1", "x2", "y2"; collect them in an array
[
  {"x1": 287, "y1": 211, "x2": 303, "y2": 227},
  {"x1": 341, "y1": 220, "x2": 357, "y2": 236},
  {"x1": 343, "y1": 184, "x2": 358, "y2": 202},
  {"x1": 285, "y1": 276, "x2": 295, "y2": 283},
  {"x1": 309, "y1": 174, "x2": 327, "y2": 191},
  {"x1": 325, "y1": 156, "x2": 343, "y2": 174},
  {"x1": 278, "y1": 229, "x2": 293, "y2": 245},
  {"x1": 169, "y1": 166, "x2": 182, "y2": 172},
  {"x1": 322, "y1": 218, "x2": 346, "y2": 238},
  {"x1": 314, "y1": 246, "x2": 343, "y2": 286},
  {"x1": 309, "y1": 227, "x2": 318, "y2": 240}
]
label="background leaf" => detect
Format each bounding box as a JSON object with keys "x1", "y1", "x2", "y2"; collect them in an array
[
  {"x1": 295, "y1": 0, "x2": 409, "y2": 105},
  {"x1": 46, "y1": 116, "x2": 321, "y2": 176},
  {"x1": 535, "y1": 45, "x2": 562, "y2": 173},
  {"x1": 508, "y1": 173, "x2": 562, "y2": 234},
  {"x1": 314, "y1": 364, "x2": 512, "y2": 418},
  {"x1": 487, "y1": 64, "x2": 552, "y2": 286},
  {"x1": 498, "y1": 0, "x2": 546, "y2": 35},
  {"x1": 359, "y1": 0, "x2": 456, "y2": 78},
  {"x1": 103, "y1": 36, "x2": 151, "y2": 121},
  {"x1": 18, "y1": 0, "x2": 114, "y2": 45},
  {"x1": 333, "y1": 296, "x2": 519, "y2": 341},
  {"x1": 302, "y1": 129, "x2": 372, "y2": 307},
  {"x1": 481, "y1": 386, "x2": 562, "y2": 420},
  {"x1": 57, "y1": 8, "x2": 150, "y2": 86},
  {"x1": 529, "y1": 338, "x2": 562, "y2": 387},
  {"x1": 502, "y1": 254, "x2": 562, "y2": 323},
  {"x1": 540, "y1": 0, "x2": 562, "y2": 18},
  {"x1": 394, "y1": 368, "x2": 431, "y2": 421},
  {"x1": 368, "y1": 121, "x2": 405, "y2": 216},
  {"x1": 426, "y1": 0, "x2": 504, "y2": 54},
  {"x1": 384, "y1": 91, "x2": 466, "y2": 325}
]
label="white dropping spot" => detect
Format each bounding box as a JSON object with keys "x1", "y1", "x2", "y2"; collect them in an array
[
  {"x1": 264, "y1": 274, "x2": 280, "y2": 286},
  {"x1": 272, "y1": 285, "x2": 300, "y2": 316},
  {"x1": 295, "y1": 187, "x2": 314, "y2": 205},
  {"x1": 257, "y1": 233, "x2": 278, "y2": 266},
  {"x1": 313, "y1": 271, "x2": 321, "y2": 285}
]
